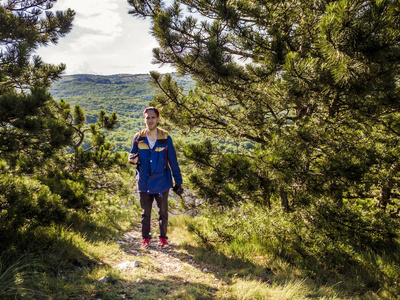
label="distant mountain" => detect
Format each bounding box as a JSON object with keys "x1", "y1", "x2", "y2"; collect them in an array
[{"x1": 49, "y1": 73, "x2": 195, "y2": 152}]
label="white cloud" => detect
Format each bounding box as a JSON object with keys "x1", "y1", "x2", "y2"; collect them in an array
[{"x1": 36, "y1": 0, "x2": 175, "y2": 75}]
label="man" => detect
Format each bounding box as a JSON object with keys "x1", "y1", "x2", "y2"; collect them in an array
[{"x1": 128, "y1": 106, "x2": 183, "y2": 248}]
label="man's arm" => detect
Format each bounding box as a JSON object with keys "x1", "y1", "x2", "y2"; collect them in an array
[
  {"x1": 128, "y1": 133, "x2": 139, "y2": 164},
  {"x1": 167, "y1": 136, "x2": 182, "y2": 185}
]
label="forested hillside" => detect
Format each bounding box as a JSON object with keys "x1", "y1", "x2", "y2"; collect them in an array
[{"x1": 49, "y1": 74, "x2": 195, "y2": 151}]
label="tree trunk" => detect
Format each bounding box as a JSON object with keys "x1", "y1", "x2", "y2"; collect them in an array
[
  {"x1": 378, "y1": 185, "x2": 392, "y2": 211},
  {"x1": 377, "y1": 162, "x2": 400, "y2": 210},
  {"x1": 329, "y1": 182, "x2": 343, "y2": 207},
  {"x1": 333, "y1": 188, "x2": 343, "y2": 208},
  {"x1": 280, "y1": 189, "x2": 289, "y2": 212},
  {"x1": 263, "y1": 192, "x2": 271, "y2": 209}
]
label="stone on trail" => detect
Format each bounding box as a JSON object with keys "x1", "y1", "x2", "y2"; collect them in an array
[{"x1": 114, "y1": 260, "x2": 142, "y2": 271}]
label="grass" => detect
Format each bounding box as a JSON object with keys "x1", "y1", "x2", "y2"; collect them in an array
[
  {"x1": 0, "y1": 254, "x2": 45, "y2": 299},
  {"x1": 185, "y1": 201, "x2": 400, "y2": 299},
  {"x1": 1, "y1": 205, "x2": 399, "y2": 299},
  {"x1": 167, "y1": 216, "x2": 352, "y2": 299}
]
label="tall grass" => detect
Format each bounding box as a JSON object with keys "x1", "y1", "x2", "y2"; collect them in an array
[
  {"x1": 0, "y1": 254, "x2": 44, "y2": 299},
  {"x1": 225, "y1": 277, "x2": 317, "y2": 300},
  {"x1": 187, "y1": 202, "x2": 400, "y2": 298},
  {"x1": 0, "y1": 190, "x2": 140, "y2": 299}
]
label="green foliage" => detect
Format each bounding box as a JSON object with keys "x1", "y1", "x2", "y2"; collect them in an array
[
  {"x1": 56, "y1": 97, "x2": 125, "y2": 171},
  {"x1": 0, "y1": 88, "x2": 75, "y2": 166},
  {"x1": 0, "y1": 173, "x2": 67, "y2": 248},
  {"x1": 0, "y1": 193, "x2": 140, "y2": 299},
  {"x1": 0, "y1": 1, "x2": 75, "y2": 93},
  {"x1": 128, "y1": 0, "x2": 400, "y2": 215},
  {"x1": 189, "y1": 202, "x2": 400, "y2": 296},
  {"x1": 0, "y1": 254, "x2": 43, "y2": 299},
  {"x1": 0, "y1": 2, "x2": 143, "y2": 299},
  {"x1": 90, "y1": 194, "x2": 139, "y2": 231},
  {"x1": 183, "y1": 140, "x2": 269, "y2": 207},
  {"x1": 1, "y1": 1, "x2": 78, "y2": 242},
  {"x1": 127, "y1": 2, "x2": 400, "y2": 292},
  {"x1": 73, "y1": 104, "x2": 86, "y2": 128},
  {"x1": 0, "y1": 91, "x2": 132, "y2": 240},
  {"x1": 43, "y1": 172, "x2": 89, "y2": 209}
]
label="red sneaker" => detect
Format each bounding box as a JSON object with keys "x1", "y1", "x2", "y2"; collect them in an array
[
  {"x1": 141, "y1": 238, "x2": 150, "y2": 248},
  {"x1": 159, "y1": 238, "x2": 168, "y2": 248}
]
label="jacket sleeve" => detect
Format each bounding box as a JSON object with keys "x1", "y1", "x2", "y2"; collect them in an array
[
  {"x1": 167, "y1": 136, "x2": 183, "y2": 185},
  {"x1": 130, "y1": 133, "x2": 138, "y2": 154}
]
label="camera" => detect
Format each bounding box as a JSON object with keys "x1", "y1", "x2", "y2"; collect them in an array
[
  {"x1": 129, "y1": 152, "x2": 139, "y2": 164},
  {"x1": 173, "y1": 183, "x2": 184, "y2": 196}
]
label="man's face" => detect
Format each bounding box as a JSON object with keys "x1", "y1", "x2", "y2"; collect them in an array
[{"x1": 144, "y1": 110, "x2": 159, "y2": 131}]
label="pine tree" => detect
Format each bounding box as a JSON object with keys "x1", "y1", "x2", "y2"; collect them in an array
[
  {"x1": 128, "y1": 0, "x2": 400, "y2": 215},
  {"x1": 58, "y1": 99, "x2": 120, "y2": 171},
  {"x1": 0, "y1": 0, "x2": 75, "y2": 167},
  {"x1": 0, "y1": 1, "x2": 75, "y2": 240},
  {"x1": 0, "y1": 0, "x2": 74, "y2": 92}
]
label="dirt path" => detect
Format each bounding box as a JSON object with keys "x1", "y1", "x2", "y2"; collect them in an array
[{"x1": 112, "y1": 220, "x2": 227, "y2": 299}]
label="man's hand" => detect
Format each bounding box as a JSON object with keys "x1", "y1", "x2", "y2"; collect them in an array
[
  {"x1": 173, "y1": 183, "x2": 184, "y2": 196},
  {"x1": 128, "y1": 153, "x2": 139, "y2": 164}
]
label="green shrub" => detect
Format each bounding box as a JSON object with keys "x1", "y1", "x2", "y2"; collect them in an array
[
  {"x1": 0, "y1": 174, "x2": 67, "y2": 248},
  {"x1": 188, "y1": 202, "x2": 400, "y2": 295}
]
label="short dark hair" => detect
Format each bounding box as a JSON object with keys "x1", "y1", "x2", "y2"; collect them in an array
[{"x1": 143, "y1": 106, "x2": 159, "y2": 117}]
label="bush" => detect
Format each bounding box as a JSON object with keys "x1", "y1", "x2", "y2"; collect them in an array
[
  {"x1": 44, "y1": 171, "x2": 90, "y2": 209},
  {"x1": 0, "y1": 174, "x2": 67, "y2": 248},
  {"x1": 188, "y1": 201, "x2": 400, "y2": 295}
]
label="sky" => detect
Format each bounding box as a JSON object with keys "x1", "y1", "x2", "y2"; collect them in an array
[{"x1": 37, "y1": 0, "x2": 175, "y2": 75}]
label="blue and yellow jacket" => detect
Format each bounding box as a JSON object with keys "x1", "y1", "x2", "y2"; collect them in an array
[{"x1": 130, "y1": 128, "x2": 182, "y2": 194}]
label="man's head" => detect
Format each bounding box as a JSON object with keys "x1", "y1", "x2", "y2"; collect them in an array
[
  {"x1": 143, "y1": 106, "x2": 159, "y2": 118},
  {"x1": 143, "y1": 106, "x2": 160, "y2": 131}
]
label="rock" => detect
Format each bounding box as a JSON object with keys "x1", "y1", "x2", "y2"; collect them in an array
[
  {"x1": 114, "y1": 260, "x2": 142, "y2": 271},
  {"x1": 128, "y1": 250, "x2": 139, "y2": 255},
  {"x1": 97, "y1": 276, "x2": 108, "y2": 282},
  {"x1": 123, "y1": 233, "x2": 134, "y2": 240}
]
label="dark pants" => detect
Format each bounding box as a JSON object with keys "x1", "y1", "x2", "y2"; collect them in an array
[{"x1": 140, "y1": 191, "x2": 169, "y2": 239}]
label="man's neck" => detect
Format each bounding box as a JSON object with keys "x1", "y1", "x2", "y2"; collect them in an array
[{"x1": 147, "y1": 128, "x2": 158, "y2": 139}]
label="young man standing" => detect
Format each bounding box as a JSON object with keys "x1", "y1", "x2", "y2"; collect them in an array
[{"x1": 128, "y1": 107, "x2": 183, "y2": 248}]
